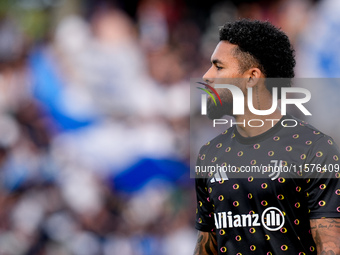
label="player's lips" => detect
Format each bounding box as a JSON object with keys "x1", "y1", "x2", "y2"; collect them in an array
[
  {"x1": 197, "y1": 81, "x2": 213, "y2": 93},
  {"x1": 197, "y1": 81, "x2": 223, "y2": 106}
]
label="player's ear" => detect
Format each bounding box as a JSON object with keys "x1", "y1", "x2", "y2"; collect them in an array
[{"x1": 245, "y1": 68, "x2": 263, "y2": 88}]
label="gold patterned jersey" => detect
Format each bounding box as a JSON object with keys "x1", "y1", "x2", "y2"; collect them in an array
[{"x1": 195, "y1": 115, "x2": 340, "y2": 255}]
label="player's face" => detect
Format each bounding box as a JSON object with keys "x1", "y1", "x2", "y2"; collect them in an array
[{"x1": 202, "y1": 41, "x2": 247, "y2": 119}]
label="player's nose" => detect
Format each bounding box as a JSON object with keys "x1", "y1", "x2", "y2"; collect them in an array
[{"x1": 202, "y1": 67, "x2": 214, "y2": 86}]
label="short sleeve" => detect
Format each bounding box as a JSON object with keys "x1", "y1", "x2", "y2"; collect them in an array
[
  {"x1": 304, "y1": 135, "x2": 340, "y2": 219},
  {"x1": 195, "y1": 177, "x2": 215, "y2": 232}
]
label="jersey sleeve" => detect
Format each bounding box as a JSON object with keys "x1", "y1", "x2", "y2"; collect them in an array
[
  {"x1": 303, "y1": 135, "x2": 340, "y2": 219},
  {"x1": 195, "y1": 177, "x2": 215, "y2": 232},
  {"x1": 195, "y1": 149, "x2": 215, "y2": 232}
]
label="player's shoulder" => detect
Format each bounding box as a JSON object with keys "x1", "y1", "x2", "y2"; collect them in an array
[
  {"x1": 286, "y1": 115, "x2": 337, "y2": 145},
  {"x1": 198, "y1": 125, "x2": 236, "y2": 153}
]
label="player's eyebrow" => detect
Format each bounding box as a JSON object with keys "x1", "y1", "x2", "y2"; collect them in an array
[{"x1": 212, "y1": 59, "x2": 224, "y2": 65}]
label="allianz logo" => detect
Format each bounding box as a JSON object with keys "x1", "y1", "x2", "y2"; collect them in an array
[{"x1": 214, "y1": 207, "x2": 285, "y2": 231}]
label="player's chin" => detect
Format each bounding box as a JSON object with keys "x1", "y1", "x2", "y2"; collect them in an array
[
  {"x1": 207, "y1": 105, "x2": 227, "y2": 120},
  {"x1": 207, "y1": 100, "x2": 234, "y2": 119}
]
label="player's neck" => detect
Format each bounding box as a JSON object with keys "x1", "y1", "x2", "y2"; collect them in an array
[{"x1": 234, "y1": 109, "x2": 283, "y2": 138}]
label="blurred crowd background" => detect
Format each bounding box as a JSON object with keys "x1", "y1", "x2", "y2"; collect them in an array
[{"x1": 0, "y1": 0, "x2": 340, "y2": 254}]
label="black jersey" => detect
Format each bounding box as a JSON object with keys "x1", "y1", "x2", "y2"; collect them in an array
[{"x1": 195, "y1": 115, "x2": 340, "y2": 255}]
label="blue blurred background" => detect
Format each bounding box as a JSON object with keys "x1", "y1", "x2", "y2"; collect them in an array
[{"x1": 0, "y1": 0, "x2": 339, "y2": 254}]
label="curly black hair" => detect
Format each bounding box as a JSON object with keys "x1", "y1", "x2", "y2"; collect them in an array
[{"x1": 219, "y1": 19, "x2": 295, "y2": 96}]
